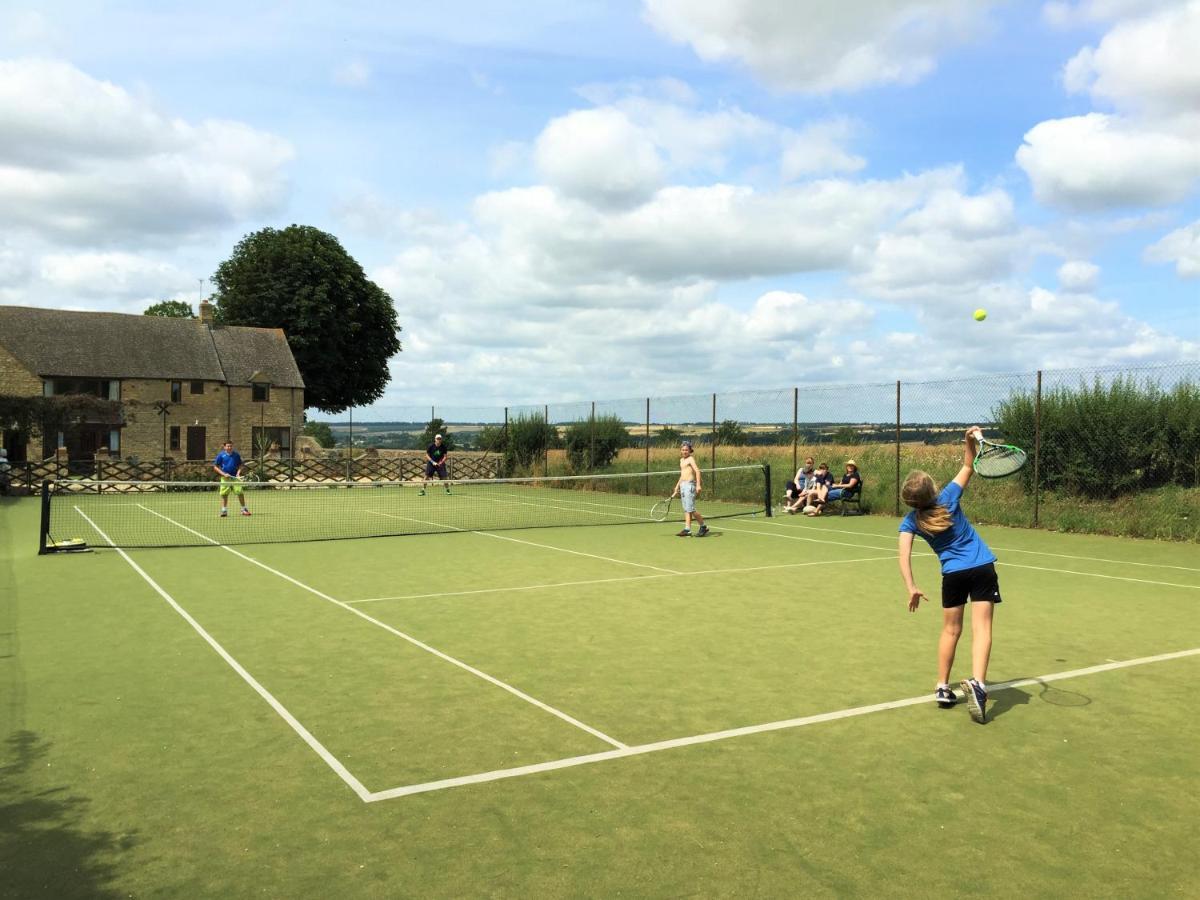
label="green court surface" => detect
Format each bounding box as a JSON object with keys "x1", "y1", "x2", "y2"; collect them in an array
[{"x1": 2, "y1": 493, "x2": 1197, "y2": 897}]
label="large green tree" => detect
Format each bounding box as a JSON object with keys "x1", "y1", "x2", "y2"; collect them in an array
[
  {"x1": 144, "y1": 300, "x2": 195, "y2": 318},
  {"x1": 212, "y1": 225, "x2": 402, "y2": 413}
]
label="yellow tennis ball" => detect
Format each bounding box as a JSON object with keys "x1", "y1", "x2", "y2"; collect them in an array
[{"x1": 973, "y1": 308, "x2": 987, "y2": 321}]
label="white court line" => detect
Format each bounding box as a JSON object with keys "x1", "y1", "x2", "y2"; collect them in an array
[
  {"x1": 758, "y1": 516, "x2": 1200, "y2": 573},
  {"x1": 348, "y1": 555, "x2": 897, "y2": 604},
  {"x1": 74, "y1": 507, "x2": 372, "y2": 802},
  {"x1": 723, "y1": 521, "x2": 1200, "y2": 591},
  {"x1": 137, "y1": 504, "x2": 627, "y2": 750},
  {"x1": 365, "y1": 509, "x2": 682, "y2": 575},
  {"x1": 365, "y1": 646, "x2": 1200, "y2": 801}
]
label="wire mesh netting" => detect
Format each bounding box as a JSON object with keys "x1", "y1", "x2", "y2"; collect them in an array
[
  {"x1": 318, "y1": 363, "x2": 1198, "y2": 540},
  {"x1": 43, "y1": 465, "x2": 770, "y2": 550}
]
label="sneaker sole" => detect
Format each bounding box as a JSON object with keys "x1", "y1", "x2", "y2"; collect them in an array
[{"x1": 960, "y1": 679, "x2": 987, "y2": 723}]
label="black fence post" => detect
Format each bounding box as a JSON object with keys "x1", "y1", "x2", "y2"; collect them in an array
[
  {"x1": 1034, "y1": 370, "x2": 1042, "y2": 528},
  {"x1": 763, "y1": 464, "x2": 772, "y2": 517},
  {"x1": 792, "y1": 387, "x2": 798, "y2": 477},
  {"x1": 895, "y1": 380, "x2": 901, "y2": 517},
  {"x1": 644, "y1": 397, "x2": 650, "y2": 495}
]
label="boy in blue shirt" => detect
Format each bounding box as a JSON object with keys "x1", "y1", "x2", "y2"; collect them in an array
[
  {"x1": 213, "y1": 440, "x2": 251, "y2": 517},
  {"x1": 897, "y1": 427, "x2": 998, "y2": 724}
]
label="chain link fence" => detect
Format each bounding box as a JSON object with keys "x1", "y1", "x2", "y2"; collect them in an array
[{"x1": 316, "y1": 362, "x2": 1197, "y2": 540}]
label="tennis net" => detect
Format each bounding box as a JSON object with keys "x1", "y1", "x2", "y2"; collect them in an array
[{"x1": 40, "y1": 465, "x2": 772, "y2": 551}]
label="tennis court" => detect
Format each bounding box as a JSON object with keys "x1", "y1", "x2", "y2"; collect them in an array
[{"x1": 3, "y1": 477, "x2": 1198, "y2": 897}]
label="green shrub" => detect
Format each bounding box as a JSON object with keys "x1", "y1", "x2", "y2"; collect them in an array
[
  {"x1": 505, "y1": 413, "x2": 556, "y2": 473},
  {"x1": 993, "y1": 376, "x2": 1200, "y2": 499},
  {"x1": 564, "y1": 414, "x2": 631, "y2": 471}
]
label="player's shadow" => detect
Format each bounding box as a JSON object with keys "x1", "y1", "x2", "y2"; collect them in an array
[{"x1": 986, "y1": 686, "x2": 1032, "y2": 719}]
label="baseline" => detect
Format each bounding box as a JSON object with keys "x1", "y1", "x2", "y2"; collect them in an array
[
  {"x1": 722, "y1": 521, "x2": 1200, "y2": 591},
  {"x1": 136, "y1": 504, "x2": 627, "y2": 749},
  {"x1": 366, "y1": 647, "x2": 1200, "y2": 801},
  {"x1": 759, "y1": 517, "x2": 1200, "y2": 573}
]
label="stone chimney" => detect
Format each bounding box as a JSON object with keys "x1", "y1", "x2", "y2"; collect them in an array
[{"x1": 199, "y1": 300, "x2": 214, "y2": 325}]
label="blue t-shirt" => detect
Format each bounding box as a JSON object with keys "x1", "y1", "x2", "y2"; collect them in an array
[
  {"x1": 214, "y1": 449, "x2": 242, "y2": 476},
  {"x1": 898, "y1": 481, "x2": 995, "y2": 574}
]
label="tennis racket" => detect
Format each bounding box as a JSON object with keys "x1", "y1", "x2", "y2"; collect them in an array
[
  {"x1": 650, "y1": 496, "x2": 673, "y2": 521},
  {"x1": 971, "y1": 429, "x2": 1028, "y2": 478}
]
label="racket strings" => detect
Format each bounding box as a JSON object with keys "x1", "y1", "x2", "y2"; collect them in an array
[{"x1": 975, "y1": 445, "x2": 1027, "y2": 477}]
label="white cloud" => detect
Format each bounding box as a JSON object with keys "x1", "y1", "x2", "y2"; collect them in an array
[
  {"x1": 38, "y1": 251, "x2": 195, "y2": 299},
  {"x1": 1144, "y1": 220, "x2": 1200, "y2": 277},
  {"x1": 1057, "y1": 259, "x2": 1100, "y2": 290},
  {"x1": 1061, "y1": 1, "x2": 1200, "y2": 114},
  {"x1": 851, "y1": 188, "x2": 1029, "y2": 300},
  {"x1": 333, "y1": 59, "x2": 371, "y2": 88},
  {"x1": 0, "y1": 58, "x2": 293, "y2": 244},
  {"x1": 642, "y1": 0, "x2": 999, "y2": 93},
  {"x1": 1016, "y1": 113, "x2": 1200, "y2": 210},
  {"x1": 781, "y1": 119, "x2": 865, "y2": 179},
  {"x1": 534, "y1": 107, "x2": 664, "y2": 209},
  {"x1": 1021, "y1": 3, "x2": 1200, "y2": 211}
]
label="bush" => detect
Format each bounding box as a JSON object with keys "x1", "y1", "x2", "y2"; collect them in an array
[
  {"x1": 993, "y1": 376, "x2": 1200, "y2": 499},
  {"x1": 715, "y1": 419, "x2": 746, "y2": 446},
  {"x1": 563, "y1": 414, "x2": 631, "y2": 471},
  {"x1": 505, "y1": 414, "x2": 557, "y2": 473}
]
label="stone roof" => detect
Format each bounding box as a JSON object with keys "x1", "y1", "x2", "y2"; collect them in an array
[{"x1": 0, "y1": 306, "x2": 304, "y2": 388}]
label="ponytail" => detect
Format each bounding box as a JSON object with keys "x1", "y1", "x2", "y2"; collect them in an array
[{"x1": 901, "y1": 470, "x2": 952, "y2": 535}]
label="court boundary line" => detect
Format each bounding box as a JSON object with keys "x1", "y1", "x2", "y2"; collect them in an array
[
  {"x1": 73, "y1": 507, "x2": 372, "y2": 802},
  {"x1": 758, "y1": 516, "x2": 1200, "y2": 573},
  {"x1": 365, "y1": 509, "x2": 682, "y2": 575},
  {"x1": 721, "y1": 521, "x2": 1200, "y2": 591},
  {"x1": 136, "y1": 504, "x2": 628, "y2": 750},
  {"x1": 364, "y1": 646, "x2": 1200, "y2": 801},
  {"x1": 348, "y1": 554, "x2": 898, "y2": 604}
]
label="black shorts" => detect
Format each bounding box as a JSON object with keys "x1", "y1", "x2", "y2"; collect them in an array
[
  {"x1": 425, "y1": 461, "x2": 447, "y2": 478},
  {"x1": 941, "y1": 562, "x2": 1001, "y2": 609}
]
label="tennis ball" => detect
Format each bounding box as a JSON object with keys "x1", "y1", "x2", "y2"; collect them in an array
[{"x1": 973, "y1": 308, "x2": 987, "y2": 322}]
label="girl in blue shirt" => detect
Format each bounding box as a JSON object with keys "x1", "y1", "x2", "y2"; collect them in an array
[{"x1": 898, "y1": 427, "x2": 998, "y2": 724}]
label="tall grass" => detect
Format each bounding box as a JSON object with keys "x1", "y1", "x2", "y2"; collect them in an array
[{"x1": 540, "y1": 444, "x2": 1198, "y2": 541}]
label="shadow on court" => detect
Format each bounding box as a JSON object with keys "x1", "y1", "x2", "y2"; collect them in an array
[
  {"x1": 0, "y1": 730, "x2": 138, "y2": 899},
  {"x1": 990, "y1": 679, "x2": 1094, "y2": 720}
]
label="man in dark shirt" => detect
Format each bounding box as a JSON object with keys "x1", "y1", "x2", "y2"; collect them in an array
[{"x1": 420, "y1": 433, "x2": 451, "y2": 495}]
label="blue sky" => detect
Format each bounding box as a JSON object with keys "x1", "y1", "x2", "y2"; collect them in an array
[{"x1": 1, "y1": 0, "x2": 1196, "y2": 416}]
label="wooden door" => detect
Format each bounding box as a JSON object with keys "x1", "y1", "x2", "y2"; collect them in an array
[{"x1": 186, "y1": 426, "x2": 206, "y2": 461}]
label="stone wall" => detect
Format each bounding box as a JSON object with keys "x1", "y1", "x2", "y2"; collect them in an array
[
  {"x1": 121, "y1": 379, "x2": 303, "y2": 462},
  {"x1": 0, "y1": 345, "x2": 46, "y2": 459}
]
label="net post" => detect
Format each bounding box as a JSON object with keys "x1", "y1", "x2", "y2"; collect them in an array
[
  {"x1": 38, "y1": 480, "x2": 51, "y2": 555},
  {"x1": 1033, "y1": 370, "x2": 1042, "y2": 528},
  {"x1": 763, "y1": 464, "x2": 772, "y2": 517}
]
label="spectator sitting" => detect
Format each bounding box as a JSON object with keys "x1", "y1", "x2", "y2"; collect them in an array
[
  {"x1": 802, "y1": 462, "x2": 834, "y2": 514},
  {"x1": 0, "y1": 447, "x2": 9, "y2": 495},
  {"x1": 826, "y1": 460, "x2": 863, "y2": 507},
  {"x1": 784, "y1": 456, "x2": 816, "y2": 512}
]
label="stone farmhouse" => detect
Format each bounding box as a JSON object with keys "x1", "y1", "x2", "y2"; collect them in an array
[{"x1": 0, "y1": 303, "x2": 304, "y2": 465}]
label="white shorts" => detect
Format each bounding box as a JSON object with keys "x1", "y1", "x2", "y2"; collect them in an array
[{"x1": 680, "y1": 481, "x2": 697, "y2": 513}]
